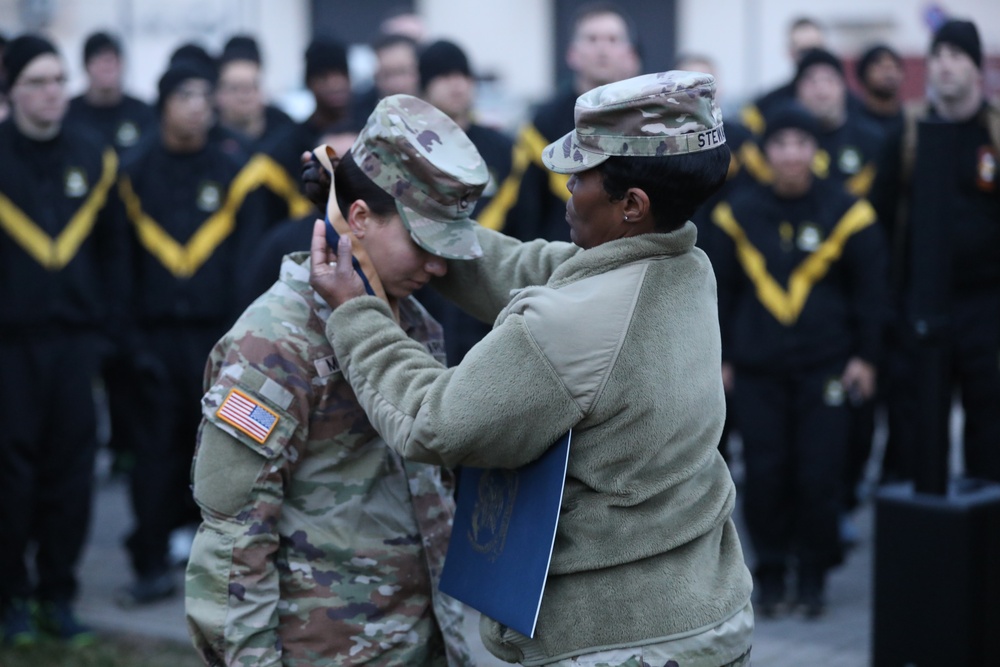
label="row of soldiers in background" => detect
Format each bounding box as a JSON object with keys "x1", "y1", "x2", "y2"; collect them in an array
[
  {"x1": 0, "y1": 15, "x2": 517, "y2": 646},
  {"x1": 697, "y1": 17, "x2": 999, "y2": 619}
]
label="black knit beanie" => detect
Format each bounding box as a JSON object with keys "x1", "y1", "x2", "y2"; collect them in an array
[
  {"x1": 305, "y1": 38, "x2": 348, "y2": 84},
  {"x1": 794, "y1": 48, "x2": 844, "y2": 87},
  {"x1": 3, "y1": 34, "x2": 58, "y2": 87},
  {"x1": 763, "y1": 102, "x2": 820, "y2": 145},
  {"x1": 931, "y1": 19, "x2": 982, "y2": 69},
  {"x1": 221, "y1": 35, "x2": 261, "y2": 66},
  {"x1": 83, "y1": 31, "x2": 120, "y2": 64},
  {"x1": 169, "y1": 43, "x2": 218, "y2": 84},
  {"x1": 419, "y1": 40, "x2": 471, "y2": 90},
  {"x1": 157, "y1": 62, "x2": 213, "y2": 111}
]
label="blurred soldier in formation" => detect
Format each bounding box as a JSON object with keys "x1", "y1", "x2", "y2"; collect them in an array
[
  {"x1": 793, "y1": 48, "x2": 887, "y2": 535},
  {"x1": 740, "y1": 16, "x2": 827, "y2": 136},
  {"x1": 854, "y1": 44, "x2": 906, "y2": 138},
  {"x1": 351, "y1": 33, "x2": 421, "y2": 124},
  {"x1": 215, "y1": 35, "x2": 315, "y2": 227},
  {"x1": 114, "y1": 60, "x2": 266, "y2": 607},
  {"x1": 65, "y1": 31, "x2": 157, "y2": 488},
  {"x1": 872, "y1": 18, "x2": 1000, "y2": 484},
  {"x1": 793, "y1": 48, "x2": 884, "y2": 199},
  {"x1": 214, "y1": 35, "x2": 297, "y2": 153},
  {"x1": 266, "y1": 38, "x2": 352, "y2": 178},
  {"x1": 484, "y1": 1, "x2": 640, "y2": 241},
  {"x1": 169, "y1": 42, "x2": 246, "y2": 161},
  {"x1": 66, "y1": 31, "x2": 155, "y2": 155},
  {"x1": 712, "y1": 104, "x2": 888, "y2": 618},
  {"x1": 0, "y1": 34, "x2": 127, "y2": 646}
]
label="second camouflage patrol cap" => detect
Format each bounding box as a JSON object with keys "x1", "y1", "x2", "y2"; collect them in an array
[
  {"x1": 542, "y1": 70, "x2": 726, "y2": 175},
  {"x1": 352, "y1": 94, "x2": 489, "y2": 260}
]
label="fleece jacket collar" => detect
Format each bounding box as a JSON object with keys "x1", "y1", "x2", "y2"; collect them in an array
[{"x1": 548, "y1": 222, "x2": 697, "y2": 288}]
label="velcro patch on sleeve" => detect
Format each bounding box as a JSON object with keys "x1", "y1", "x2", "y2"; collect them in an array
[{"x1": 216, "y1": 388, "x2": 280, "y2": 444}]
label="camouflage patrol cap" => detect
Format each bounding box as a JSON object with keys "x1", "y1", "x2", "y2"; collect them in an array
[
  {"x1": 542, "y1": 70, "x2": 726, "y2": 174},
  {"x1": 351, "y1": 94, "x2": 489, "y2": 260}
]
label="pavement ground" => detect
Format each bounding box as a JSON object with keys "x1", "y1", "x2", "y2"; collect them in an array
[{"x1": 78, "y1": 447, "x2": 876, "y2": 667}]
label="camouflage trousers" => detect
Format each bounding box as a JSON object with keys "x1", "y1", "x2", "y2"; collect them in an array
[{"x1": 541, "y1": 647, "x2": 752, "y2": 667}]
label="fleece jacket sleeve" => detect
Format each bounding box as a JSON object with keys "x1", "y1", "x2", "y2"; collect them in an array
[
  {"x1": 328, "y1": 295, "x2": 583, "y2": 469},
  {"x1": 430, "y1": 226, "x2": 582, "y2": 325}
]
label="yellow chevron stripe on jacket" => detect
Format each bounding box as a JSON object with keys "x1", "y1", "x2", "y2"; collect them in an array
[
  {"x1": 120, "y1": 157, "x2": 264, "y2": 278},
  {"x1": 0, "y1": 148, "x2": 118, "y2": 271},
  {"x1": 737, "y1": 142, "x2": 773, "y2": 184},
  {"x1": 712, "y1": 198, "x2": 876, "y2": 325},
  {"x1": 242, "y1": 153, "x2": 314, "y2": 218},
  {"x1": 478, "y1": 128, "x2": 533, "y2": 231},
  {"x1": 845, "y1": 162, "x2": 876, "y2": 197},
  {"x1": 522, "y1": 123, "x2": 571, "y2": 203},
  {"x1": 477, "y1": 123, "x2": 570, "y2": 232},
  {"x1": 740, "y1": 105, "x2": 765, "y2": 136}
]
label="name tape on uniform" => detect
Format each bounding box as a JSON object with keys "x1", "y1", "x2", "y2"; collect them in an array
[{"x1": 696, "y1": 125, "x2": 727, "y2": 150}]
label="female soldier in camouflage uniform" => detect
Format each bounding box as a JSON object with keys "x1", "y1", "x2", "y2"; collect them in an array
[{"x1": 184, "y1": 95, "x2": 486, "y2": 666}]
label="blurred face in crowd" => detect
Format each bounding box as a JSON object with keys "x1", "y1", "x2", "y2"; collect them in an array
[
  {"x1": 86, "y1": 49, "x2": 123, "y2": 92},
  {"x1": 380, "y1": 13, "x2": 426, "y2": 43},
  {"x1": 162, "y1": 78, "x2": 213, "y2": 141},
  {"x1": 796, "y1": 64, "x2": 845, "y2": 128},
  {"x1": 928, "y1": 43, "x2": 979, "y2": 103},
  {"x1": 766, "y1": 128, "x2": 816, "y2": 191},
  {"x1": 568, "y1": 11, "x2": 634, "y2": 90},
  {"x1": 863, "y1": 52, "x2": 904, "y2": 100},
  {"x1": 10, "y1": 54, "x2": 68, "y2": 133},
  {"x1": 309, "y1": 70, "x2": 351, "y2": 114},
  {"x1": 375, "y1": 43, "x2": 419, "y2": 98},
  {"x1": 423, "y1": 73, "x2": 474, "y2": 121},
  {"x1": 789, "y1": 23, "x2": 825, "y2": 63},
  {"x1": 347, "y1": 205, "x2": 448, "y2": 300},
  {"x1": 216, "y1": 60, "x2": 263, "y2": 125}
]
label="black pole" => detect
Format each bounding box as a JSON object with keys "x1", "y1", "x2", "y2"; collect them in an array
[{"x1": 906, "y1": 120, "x2": 957, "y2": 495}]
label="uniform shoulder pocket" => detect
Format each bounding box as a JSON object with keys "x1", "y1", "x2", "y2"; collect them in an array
[{"x1": 193, "y1": 365, "x2": 300, "y2": 517}]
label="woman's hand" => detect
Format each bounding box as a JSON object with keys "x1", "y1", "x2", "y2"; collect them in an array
[
  {"x1": 301, "y1": 151, "x2": 332, "y2": 209},
  {"x1": 309, "y1": 220, "x2": 367, "y2": 308},
  {"x1": 721, "y1": 362, "x2": 735, "y2": 394},
  {"x1": 841, "y1": 357, "x2": 876, "y2": 404}
]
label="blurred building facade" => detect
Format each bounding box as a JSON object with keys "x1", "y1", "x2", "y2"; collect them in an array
[{"x1": 1, "y1": 0, "x2": 997, "y2": 126}]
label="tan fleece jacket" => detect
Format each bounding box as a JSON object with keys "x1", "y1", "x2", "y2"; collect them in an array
[{"x1": 327, "y1": 222, "x2": 753, "y2": 665}]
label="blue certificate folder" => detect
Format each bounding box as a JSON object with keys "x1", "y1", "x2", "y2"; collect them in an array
[{"x1": 439, "y1": 430, "x2": 572, "y2": 638}]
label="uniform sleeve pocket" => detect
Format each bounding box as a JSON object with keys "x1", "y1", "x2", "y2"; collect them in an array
[{"x1": 193, "y1": 368, "x2": 298, "y2": 517}]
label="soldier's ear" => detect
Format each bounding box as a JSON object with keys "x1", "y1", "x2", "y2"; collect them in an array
[
  {"x1": 622, "y1": 187, "x2": 651, "y2": 228},
  {"x1": 347, "y1": 200, "x2": 371, "y2": 238}
]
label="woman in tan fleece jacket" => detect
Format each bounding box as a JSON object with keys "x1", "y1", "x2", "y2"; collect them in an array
[{"x1": 310, "y1": 71, "x2": 754, "y2": 667}]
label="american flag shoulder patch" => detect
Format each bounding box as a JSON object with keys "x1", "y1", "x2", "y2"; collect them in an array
[{"x1": 216, "y1": 388, "x2": 280, "y2": 444}]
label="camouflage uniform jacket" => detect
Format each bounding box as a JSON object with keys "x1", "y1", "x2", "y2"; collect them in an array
[{"x1": 185, "y1": 252, "x2": 470, "y2": 667}]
